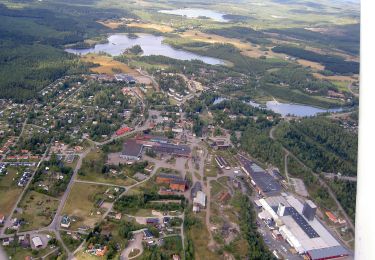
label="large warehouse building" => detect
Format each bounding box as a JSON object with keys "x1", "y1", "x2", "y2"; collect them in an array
[
  {"x1": 239, "y1": 155, "x2": 281, "y2": 196},
  {"x1": 256, "y1": 194, "x2": 348, "y2": 260}
]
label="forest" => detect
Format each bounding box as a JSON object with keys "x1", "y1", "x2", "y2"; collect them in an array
[
  {"x1": 272, "y1": 45, "x2": 359, "y2": 74},
  {"x1": 0, "y1": 2, "x2": 132, "y2": 100},
  {"x1": 266, "y1": 24, "x2": 360, "y2": 55},
  {"x1": 274, "y1": 117, "x2": 358, "y2": 176},
  {"x1": 238, "y1": 194, "x2": 276, "y2": 260}
]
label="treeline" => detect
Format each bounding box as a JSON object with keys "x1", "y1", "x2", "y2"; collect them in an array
[
  {"x1": 272, "y1": 45, "x2": 359, "y2": 74},
  {"x1": 274, "y1": 118, "x2": 357, "y2": 176},
  {"x1": 31, "y1": 155, "x2": 73, "y2": 197},
  {"x1": 187, "y1": 43, "x2": 286, "y2": 76},
  {"x1": 262, "y1": 66, "x2": 337, "y2": 94},
  {"x1": 329, "y1": 179, "x2": 356, "y2": 222},
  {"x1": 241, "y1": 125, "x2": 284, "y2": 170},
  {"x1": 266, "y1": 24, "x2": 360, "y2": 55},
  {"x1": 114, "y1": 194, "x2": 186, "y2": 213},
  {"x1": 238, "y1": 195, "x2": 276, "y2": 259},
  {"x1": 287, "y1": 156, "x2": 337, "y2": 211}
]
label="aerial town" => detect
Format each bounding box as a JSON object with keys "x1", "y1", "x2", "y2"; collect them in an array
[
  {"x1": 0, "y1": 61, "x2": 355, "y2": 260},
  {"x1": 0, "y1": 0, "x2": 360, "y2": 259}
]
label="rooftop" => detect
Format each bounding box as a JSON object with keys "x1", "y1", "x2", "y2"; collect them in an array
[
  {"x1": 240, "y1": 156, "x2": 281, "y2": 195},
  {"x1": 260, "y1": 195, "x2": 343, "y2": 254},
  {"x1": 122, "y1": 140, "x2": 143, "y2": 157}
]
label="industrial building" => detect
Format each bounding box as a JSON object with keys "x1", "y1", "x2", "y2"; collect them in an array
[
  {"x1": 256, "y1": 194, "x2": 348, "y2": 260},
  {"x1": 151, "y1": 143, "x2": 191, "y2": 157},
  {"x1": 156, "y1": 174, "x2": 188, "y2": 192},
  {"x1": 215, "y1": 156, "x2": 228, "y2": 169},
  {"x1": 135, "y1": 134, "x2": 191, "y2": 157},
  {"x1": 190, "y1": 181, "x2": 202, "y2": 199},
  {"x1": 193, "y1": 191, "x2": 206, "y2": 208},
  {"x1": 239, "y1": 155, "x2": 281, "y2": 196},
  {"x1": 120, "y1": 140, "x2": 143, "y2": 160}
]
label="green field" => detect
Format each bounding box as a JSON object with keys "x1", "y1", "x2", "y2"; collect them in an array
[
  {"x1": 62, "y1": 182, "x2": 109, "y2": 229},
  {"x1": 0, "y1": 167, "x2": 23, "y2": 216},
  {"x1": 14, "y1": 190, "x2": 59, "y2": 231}
]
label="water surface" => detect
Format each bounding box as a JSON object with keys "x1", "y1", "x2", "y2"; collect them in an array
[
  {"x1": 66, "y1": 34, "x2": 224, "y2": 65},
  {"x1": 247, "y1": 100, "x2": 343, "y2": 117},
  {"x1": 159, "y1": 8, "x2": 229, "y2": 22}
]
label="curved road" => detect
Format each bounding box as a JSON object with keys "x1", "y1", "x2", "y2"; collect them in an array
[{"x1": 269, "y1": 125, "x2": 355, "y2": 231}]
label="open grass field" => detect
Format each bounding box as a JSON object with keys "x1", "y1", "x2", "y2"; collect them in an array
[
  {"x1": 127, "y1": 22, "x2": 174, "y2": 33},
  {"x1": 78, "y1": 170, "x2": 137, "y2": 187},
  {"x1": 297, "y1": 59, "x2": 325, "y2": 71},
  {"x1": 15, "y1": 190, "x2": 59, "y2": 231},
  {"x1": 74, "y1": 251, "x2": 102, "y2": 260},
  {"x1": 4, "y1": 243, "x2": 55, "y2": 260},
  {"x1": 312, "y1": 72, "x2": 357, "y2": 82},
  {"x1": 180, "y1": 30, "x2": 273, "y2": 59},
  {"x1": 81, "y1": 54, "x2": 136, "y2": 75},
  {"x1": 0, "y1": 167, "x2": 23, "y2": 216},
  {"x1": 188, "y1": 212, "x2": 221, "y2": 259},
  {"x1": 62, "y1": 182, "x2": 109, "y2": 229}
]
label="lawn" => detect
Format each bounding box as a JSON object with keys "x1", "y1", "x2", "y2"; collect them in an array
[
  {"x1": 74, "y1": 251, "x2": 102, "y2": 260},
  {"x1": 4, "y1": 244, "x2": 55, "y2": 260},
  {"x1": 210, "y1": 180, "x2": 226, "y2": 197},
  {"x1": 0, "y1": 167, "x2": 23, "y2": 216},
  {"x1": 15, "y1": 190, "x2": 59, "y2": 231},
  {"x1": 187, "y1": 212, "x2": 221, "y2": 259},
  {"x1": 62, "y1": 182, "x2": 109, "y2": 229},
  {"x1": 78, "y1": 150, "x2": 139, "y2": 186}
]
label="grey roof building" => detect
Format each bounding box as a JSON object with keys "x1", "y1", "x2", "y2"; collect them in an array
[
  {"x1": 239, "y1": 156, "x2": 281, "y2": 196},
  {"x1": 120, "y1": 140, "x2": 143, "y2": 160},
  {"x1": 191, "y1": 182, "x2": 202, "y2": 199}
]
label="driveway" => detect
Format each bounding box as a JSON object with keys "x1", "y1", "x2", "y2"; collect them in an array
[{"x1": 120, "y1": 232, "x2": 144, "y2": 260}]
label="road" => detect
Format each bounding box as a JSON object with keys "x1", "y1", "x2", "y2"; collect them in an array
[
  {"x1": 323, "y1": 173, "x2": 357, "y2": 182},
  {"x1": 136, "y1": 68, "x2": 160, "y2": 91},
  {"x1": 269, "y1": 125, "x2": 355, "y2": 232},
  {"x1": 0, "y1": 245, "x2": 7, "y2": 260},
  {"x1": 0, "y1": 145, "x2": 50, "y2": 236},
  {"x1": 48, "y1": 145, "x2": 95, "y2": 259}
]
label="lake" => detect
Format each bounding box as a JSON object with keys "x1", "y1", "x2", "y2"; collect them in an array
[
  {"x1": 159, "y1": 8, "x2": 229, "y2": 22},
  {"x1": 247, "y1": 100, "x2": 343, "y2": 117},
  {"x1": 65, "y1": 34, "x2": 224, "y2": 65}
]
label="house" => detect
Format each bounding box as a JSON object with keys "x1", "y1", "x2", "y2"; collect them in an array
[
  {"x1": 120, "y1": 140, "x2": 143, "y2": 160},
  {"x1": 146, "y1": 218, "x2": 159, "y2": 225},
  {"x1": 143, "y1": 229, "x2": 154, "y2": 239},
  {"x1": 2, "y1": 238, "x2": 10, "y2": 246},
  {"x1": 61, "y1": 215, "x2": 71, "y2": 228},
  {"x1": 32, "y1": 236, "x2": 43, "y2": 248}
]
